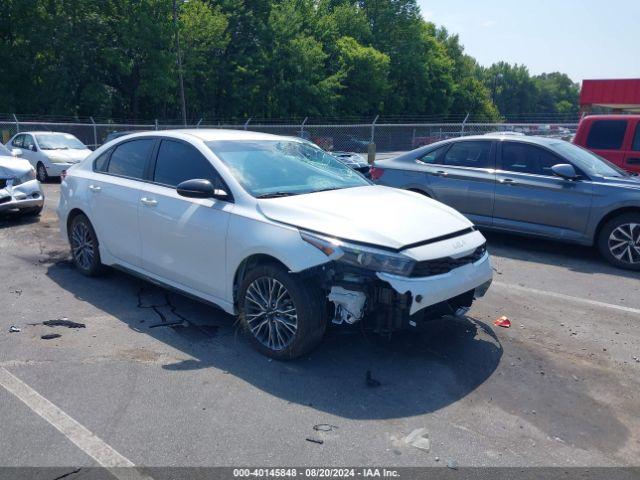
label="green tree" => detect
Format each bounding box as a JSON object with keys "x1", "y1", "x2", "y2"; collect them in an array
[
  {"x1": 335, "y1": 36, "x2": 390, "y2": 115},
  {"x1": 179, "y1": 0, "x2": 230, "y2": 119}
]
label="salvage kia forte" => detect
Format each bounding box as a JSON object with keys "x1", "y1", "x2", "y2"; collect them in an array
[{"x1": 58, "y1": 130, "x2": 492, "y2": 359}]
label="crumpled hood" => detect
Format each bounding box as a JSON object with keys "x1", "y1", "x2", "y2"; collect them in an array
[
  {"x1": 258, "y1": 185, "x2": 473, "y2": 250},
  {"x1": 0, "y1": 156, "x2": 32, "y2": 177},
  {"x1": 43, "y1": 148, "x2": 91, "y2": 163}
]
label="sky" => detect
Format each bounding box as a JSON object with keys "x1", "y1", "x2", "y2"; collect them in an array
[{"x1": 417, "y1": 0, "x2": 640, "y2": 83}]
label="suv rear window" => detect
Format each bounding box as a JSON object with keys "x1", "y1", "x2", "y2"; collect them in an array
[{"x1": 586, "y1": 120, "x2": 627, "y2": 150}]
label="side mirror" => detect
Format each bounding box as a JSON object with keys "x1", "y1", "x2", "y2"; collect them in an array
[
  {"x1": 176, "y1": 179, "x2": 230, "y2": 201},
  {"x1": 551, "y1": 163, "x2": 579, "y2": 180},
  {"x1": 11, "y1": 148, "x2": 22, "y2": 157},
  {"x1": 30, "y1": 144, "x2": 37, "y2": 152}
]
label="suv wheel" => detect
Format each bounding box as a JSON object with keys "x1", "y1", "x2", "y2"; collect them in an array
[
  {"x1": 36, "y1": 163, "x2": 48, "y2": 183},
  {"x1": 69, "y1": 214, "x2": 103, "y2": 276},
  {"x1": 238, "y1": 263, "x2": 326, "y2": 359},
  {"x1": 597, "y1": 213, "x2": 640, "y2": 270}
]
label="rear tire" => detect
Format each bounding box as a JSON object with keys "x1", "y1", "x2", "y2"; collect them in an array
[
  {"x1": 238, "y1": 263, "x2": 326, "y2": 360},
  {"x1": 36, "y1": 162, "x2": 48, "y2": 183},
  {"x1": 69, "y1": 213, "x2": 103, "y2": 276},
  {"x1": 597, "y1": 213, "x2": 640, "y2": 270}
]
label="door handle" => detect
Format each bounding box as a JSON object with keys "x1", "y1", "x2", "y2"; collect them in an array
[
  {"x1": 140, "y1": 197, "x2": 158, "y2": 207},
  {"x1": 88, "y1": 185, "x2": 101, "y2": 192},
  {"x1": 499, "y1": 178, "x2": 517, "y2": 185},
  {"x1": 434, "y1": 170, "x2": 448, "y2": 177}
]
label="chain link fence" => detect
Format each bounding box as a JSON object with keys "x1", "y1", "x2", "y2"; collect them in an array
[{"x1": 0, "y1": 114, "x2": 579, "y2": 158}]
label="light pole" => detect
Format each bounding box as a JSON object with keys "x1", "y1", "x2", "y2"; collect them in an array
[{"x1": 173, "y1": 0, "x2": 187, "y2": 126}]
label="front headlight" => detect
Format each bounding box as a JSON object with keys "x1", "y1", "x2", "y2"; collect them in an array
[
  {"x1": 13, "y1": 167, "x2": 36, "y2": 186},
  {"x1": 300, "y1": 231, "x2": 415, "y2": 276}
]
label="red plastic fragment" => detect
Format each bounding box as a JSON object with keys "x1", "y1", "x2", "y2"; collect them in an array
[{"x1": 494, "y1": 316, "x2": 511, "y2": 328}]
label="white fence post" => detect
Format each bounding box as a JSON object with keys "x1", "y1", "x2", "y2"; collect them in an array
[
  {"x1": 12, "y1": 114, "x2": 19, "y2": 133},
  {"x1": 243, "y1": 117, "x2": 252, "y2": 131}
]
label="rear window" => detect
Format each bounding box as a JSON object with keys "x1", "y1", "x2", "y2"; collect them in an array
[{"x1": 586, "y1": 120, "x2": 627, "y2": 150}]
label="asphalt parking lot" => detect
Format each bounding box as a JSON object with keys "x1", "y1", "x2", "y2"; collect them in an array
[{"x1": 1, "y1": 182, "x2": 639, "y2": 468}]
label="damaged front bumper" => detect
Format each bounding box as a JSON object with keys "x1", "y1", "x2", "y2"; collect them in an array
[
  {"x1": 305, "y1": 250, "x2": 493, "y2": 333},
  {"x1": 377, "y1": 251, "x2": 492, "y2": 315},
  {"x1": 0, "y1": 179, "x2": 44, "y2": 213}
]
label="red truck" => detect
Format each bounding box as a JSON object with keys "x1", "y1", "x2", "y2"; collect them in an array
[{"x1": 573, "y1": 115, "x2": 640, "y2": 173}]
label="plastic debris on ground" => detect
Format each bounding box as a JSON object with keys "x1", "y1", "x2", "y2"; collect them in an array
[
  {"x1": 41, "y1": 334, "x2": 62, "y2": 340},
  {"x1": 494, "y1": 316, "x2": 511, "y2": 328},
  {"x1": 313, "y1": 424, "x2": 338, "y2": 432},
  {"x1": 404, "y1": 428, "x2": 430, "y2": 452},
  {"x1": 447, "y1": 459, "x2": 458, "y2": 470},
  {"x1": 305, "y1": 437, "x2": 324, "y2": 445},
  {"x1": 9, "y1": 325, "x2": 21, "y2": 333},
  {"x1": 365, "y1": 370, "x2": 382, "y2": 388}
]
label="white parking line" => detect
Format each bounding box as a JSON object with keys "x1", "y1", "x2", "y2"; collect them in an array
[
  {"x1": 493, "y1": 281, "x2": 640, "y2": 315},
  {"x1": 0, "y1": 367, "x2": 151, "y2": 478}
]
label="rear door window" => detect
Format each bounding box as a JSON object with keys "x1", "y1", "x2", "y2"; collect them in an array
[
  {"x1": 442, "y1": 141, "x2": 491, "y2": 169},
  {"x1": 153, "y1": 140, "x2": 219, "y2": 187},
  {"x1": 501, "y1": 142, "x2": 562, "y2": 176},
  {"x1": 107, "y1": 139, "x2": 154, "y2": 179},
  {"x1": 586, "y1": 120, "x2": 628, "y2": 150}
]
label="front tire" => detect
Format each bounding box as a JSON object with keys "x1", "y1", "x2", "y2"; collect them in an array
[
  {"x1": 69, "y1": 213, "x2": 103, "y2": 276},
  {"x1": 238, "y1": 263, "x2": 326, "y2": 360},
  {"x1": 36, "y1": 162, "x2": 48, "y2": 183},
  {"x1": 597, "y1": 213, "x2": 640, "y2": 270}
]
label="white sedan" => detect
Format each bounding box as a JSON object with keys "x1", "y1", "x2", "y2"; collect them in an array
[
  {"x1": 57, "y1": 130, "x2": 492, "y2": 359},
  {"x1": 6, "y1": 131, "x2": 92, "y2": 182}
]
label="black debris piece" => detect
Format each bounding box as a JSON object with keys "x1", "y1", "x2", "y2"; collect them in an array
[
  {"x1": 366, "y1": 370, "x2": 382, "y2": 388},
  {"x1": 305, "y1": 437, "x2": 324, "y2": 445},
  {"x1": 43, "y1": 319, "x2": 86, "y2": 329},
  {"x1": 41, "y1": 334, "x2": 62, "y2": 340}
]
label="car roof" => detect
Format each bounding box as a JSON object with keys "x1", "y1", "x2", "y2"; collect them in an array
[
  {"x1": 448, "y1": 134, "x2": 564, "y2": 146},
  {"x1": 581, "y1": 114, "x2": 640, "y2": 121},
  {"x1": 14, "y1": 131, "x2": 78, "y2": 135},
  {"x1": 169, "y1": 129, "x2": 286, "y2": 142}
]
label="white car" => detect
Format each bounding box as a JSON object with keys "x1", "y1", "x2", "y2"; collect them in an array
[
  {"x1": 6, "y1": 131, "x2": 92, "y2": 182},
  {"x1": 0, "y1": 144, "x2": 44, "y2": 215},
  {"x1": 57, "y1": 130, "x2": 492, "y2": 359}
]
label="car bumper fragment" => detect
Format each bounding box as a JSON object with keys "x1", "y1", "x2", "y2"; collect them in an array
[
  {"x1": 0, "y1": 180, "x2": 45, "y2": 213},
  {"x1": 376, "y1": 252, "x2": 493, "y2": 315}
]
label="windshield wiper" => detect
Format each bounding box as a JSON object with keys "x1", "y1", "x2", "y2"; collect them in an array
[
  {"x1": 309, "y1": 187, "x2": 343, "y2": 193},
  {"x1": 256, "y1": 191, "x2": 298, "y2": 198}
]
